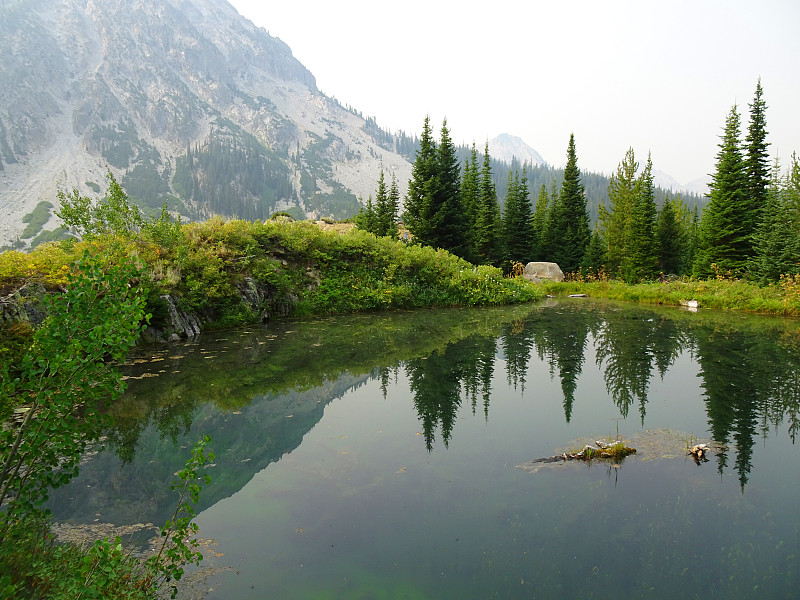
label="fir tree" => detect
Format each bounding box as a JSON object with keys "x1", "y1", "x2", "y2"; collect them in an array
[
  {"x1": 581, "y1": 226, "x2": 607, "y2": 276},
  {"x1": 549, "y1": 134, "x2": 589, "y2": 274},
  {"x1": 656, "y1": 196, "x2": 685, "y2": 275},
  {"x1": 502, "y1": 169, "x2": 535, "y2": 266},
  {"x1": 694, "y1": 105, "x2": 749, "y2": 277},
  {"x1": 744, "y1": 78, "x2": 770, "y2": 248},
  {"x1": 403, "y1": 116, "x2": 438, "y2": 246},
  {"x1": 373, "y1": 167, "x2": 398, "y2": 237},
  {"x1": 474, "y1": 142, "x2": 501, "y2": 265},
  {"x1": 748, "y1": 158, "x2": 800, "y2": 283},
  {"x1": 354, "y1": 195, "x2": 377, "y2": 233},
  {"x1": 626, "y1": 153, "x2": 659, "y2": 281},
  {"x1": 532, "y1": 183, "x2": 549, "y2": 260},
  {"x1": 601, "y1": 147, "x2": 638, "y2": 277},
  {"x1": 387, "y1": 173, "x2": 400, "y2": 240},
  {"x1": 432, "y1": 120, "x2": 469, "y2": 258}
]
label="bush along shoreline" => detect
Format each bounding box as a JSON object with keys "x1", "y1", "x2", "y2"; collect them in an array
[{"x1": 1, "y1": 217, "x2": 544, "y2": 346}]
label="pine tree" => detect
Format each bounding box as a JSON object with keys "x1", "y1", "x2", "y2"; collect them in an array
[
  {"x1": 461, "y1": 143, "x2": 480, "y2": 232},
  {"x1": 403, "y1": 116, "x2": 438, "y2": 246},
  {"x1": 549, "y1": 134, "x2": 590, "y2": 274},
  {"x1": 474, "y1": 142, "x2": 501, "y2": 265},
  {"x1": 387, "y1": 173, "x2": 400, "y2": 240},
  {"x1": 432, "y1": 120, "x2": 469, "y2": 258},
  {"x1": 744, "y1": 78, "x2": 770, "y2": 249},
  {"x1": 581, "y1": 226, "x2": 606, "y2": 276},
  {"x1": 626, "y1": 153, "x2": 659, "y2": 281},
  {"x1": 748, "y1": 158, "x2": 800, "y2": 283},
  {"x1": 601, "y1": 147, "x2": 638, "y2": 277},
  {"x1": 372, "y1": 168, "x2": 398, "y2": 238},
  {"x1": 532, "y1": 183, "x2": 549, "y2": 260},
  {"x1": 656, "y1": 196, "x2": 685, "y2": 275},
  {"x1": 354, "y1": 195, "x2": 377, "y2": 233},
  {"x1": 502, "y1": 169, "x2": 535, "y2": 266},
  {"x1": 694, "y1": 105, "x2": 749, "y2": 277}
]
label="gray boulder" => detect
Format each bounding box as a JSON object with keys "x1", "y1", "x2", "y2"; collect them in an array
[{"x1": 522, "y1": 262, "x2": 564, "y2": 283}]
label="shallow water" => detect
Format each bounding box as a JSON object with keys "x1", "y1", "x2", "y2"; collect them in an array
[{"x1": 49, "y1": 300, "x2": 800, "y2": 599}]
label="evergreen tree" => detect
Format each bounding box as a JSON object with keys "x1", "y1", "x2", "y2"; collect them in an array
[
  {"x1": 600, "y1": 147, "x2": 638, "y2": 277},
  {"x1": 748, "y1": 158, "x2": 800, "y2": 283},
  {"x1": 656, "y1": 196, "x2": 691, "y2": 275},
  {"x1": 402, "y1": 117, "x2": 468, "y2": 257},
  {"x1": 549, "y1": 134, "x2": 590, "y2": 274},
  {"x1": 626, "y1": 153, "x2": 660, "y2": 281},
  {"x1": 461, "y1": 143, "x2": 480, "y2": 232},
  {"x1": 694, "y1": 105, "x2": 749, "y2": 277},
  {"x1": 432, "y1": 120, "x2": 469, "y2": 258},
  {"x1": 744, "y1": 78, "x2": 770, "y2": 247},
  {"x1": 387, "y1": 173, "x2": 400, "y2": 240},
  {"x1": 532, "y1": 183, "x2": 549, "y2": 260},
  {"x1": 372, "y1": 167, "x2": 398, "y2": 237},
  {"x1": 354, "y1": 195, "x2": 377, "y2": 233},
  {"x1": 581, "y1": 226, "x2": 606, "y2": 276},
  {"x1": 502, "y1": 169, "x2": 535, "y2": 266},
  {"x1": 474, "y1": 142, "x2": 501, "y2": 265},
  {"x1": 403, "y1": 116, "x2": 438, "y2": 245}
]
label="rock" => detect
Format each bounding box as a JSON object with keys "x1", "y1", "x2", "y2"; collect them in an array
[
  {"x1": 680, "y1": 299, "x2": 700, "y2": 310},
  {"x1": 569, "y1": 294, "x2": 588, "y2": 298},
  {"x1": 141, "y1": 295, "x2": 202, "y2": 343},
  {"x1": 0, "y1": 282, "x2": 49, "y2": 325},
  {"x1": 522, "y1": 262, "x2": 564, "y2": 283}
]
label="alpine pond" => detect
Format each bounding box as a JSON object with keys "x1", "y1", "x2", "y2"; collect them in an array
[{"x1": 49, "y1": 300, "x2": 800, "y2": 599}]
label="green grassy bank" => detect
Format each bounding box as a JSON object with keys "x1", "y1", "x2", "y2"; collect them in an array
[{"x1": 540, "y1": 273, "x2": 800, "y2": 317}]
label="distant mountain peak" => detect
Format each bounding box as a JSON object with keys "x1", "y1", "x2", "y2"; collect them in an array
[{"x1": 488, "y1": 134, "x2": 546, "y2": 167}]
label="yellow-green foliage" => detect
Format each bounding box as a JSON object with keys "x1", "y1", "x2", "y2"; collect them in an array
[{"x1": 0, "y1": 218, "x2": 543, "y2": 328}]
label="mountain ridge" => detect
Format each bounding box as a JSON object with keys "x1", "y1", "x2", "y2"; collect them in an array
[{"x1": 0, "y1": 0, "x2": 413, "y2": 246}]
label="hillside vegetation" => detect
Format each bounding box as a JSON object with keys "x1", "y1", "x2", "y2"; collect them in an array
[{"x1": 0, "y1": 178, "x2": 543, "y2": 348}]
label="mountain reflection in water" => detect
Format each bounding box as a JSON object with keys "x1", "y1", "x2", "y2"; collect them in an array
[{"x1": 48, "y1": 300, "x2": 800, "y2": 599}]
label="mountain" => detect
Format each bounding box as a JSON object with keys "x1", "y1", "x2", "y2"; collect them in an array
[
  {"x1": 653, "y1": 170, "x2": 710, "y2": 197},
  {"x1": 0, "y1": 0, "x2": 412, "y2": 247},
  {"x1": 488, "y1": 133, "x2": 546, "y2": 167}
]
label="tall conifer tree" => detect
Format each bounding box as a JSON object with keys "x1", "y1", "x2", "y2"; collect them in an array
[
  {"x1": 403, "y1": 116, "x2": 438, "y2": 246},
  {"x1": 694, "y1": 105, "x2": 749, "y2": 277},
  {"x1": 433, "y1": 120, "x2": 469, "y2": 258},
  {"x1": 532, "y1": 183, "x2": 549, "y2": 260},
  {"x1": 549, "y1": 134, "x2": 590, "y2": 273},
  {"x1": 627, "y1": 153, "x2": 659, "y2": 281},
  {"x1": 503, "y1": 169, "x2": 535, "y2": 266},
  {"x1": 744, "y1": 78, "x2": 770, "y2": 248},
  {"x1": 474, "y1": 142, "x2": 501, "y2": 265},
  {"x1": 601, "y1": 147, "x2": 638, "y2": 277}
]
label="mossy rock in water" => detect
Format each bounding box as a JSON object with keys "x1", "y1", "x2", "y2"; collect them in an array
[{"x1": 516, "y1": 429, "x2": 724, "y2": 474}]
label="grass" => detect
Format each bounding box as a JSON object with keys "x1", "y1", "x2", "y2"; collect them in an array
[{"x1": 539, "y1": 272, "x2": 800, "y2": 317}]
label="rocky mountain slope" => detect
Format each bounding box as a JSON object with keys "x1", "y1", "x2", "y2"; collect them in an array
[{"x1": 0, "y1": 0, "x2": 412, "y2": 247}]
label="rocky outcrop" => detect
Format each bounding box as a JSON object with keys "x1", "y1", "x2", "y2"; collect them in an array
[
  {"x1": 141, "y1": 277, "x2": 297, "y2": 343},
  {"x1": 0, "y1": 282, "x2": 49, "y2": 325},
  {"x1": 522, "y1": 262, "x2": 564, "y2": 283}
]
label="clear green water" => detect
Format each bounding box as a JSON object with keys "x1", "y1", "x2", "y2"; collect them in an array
[{"x1": 49, "y1": 300, "x2": 800, "y2": 599}]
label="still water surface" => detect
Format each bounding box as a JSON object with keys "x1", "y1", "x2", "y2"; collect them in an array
[{"x1": 50, "y1": 300, "x2": 800, "y2": 599}]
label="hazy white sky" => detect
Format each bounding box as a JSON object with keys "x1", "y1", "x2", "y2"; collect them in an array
[{"x1": 228, "y1": 0, "x2": 799, "y2": 185}]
